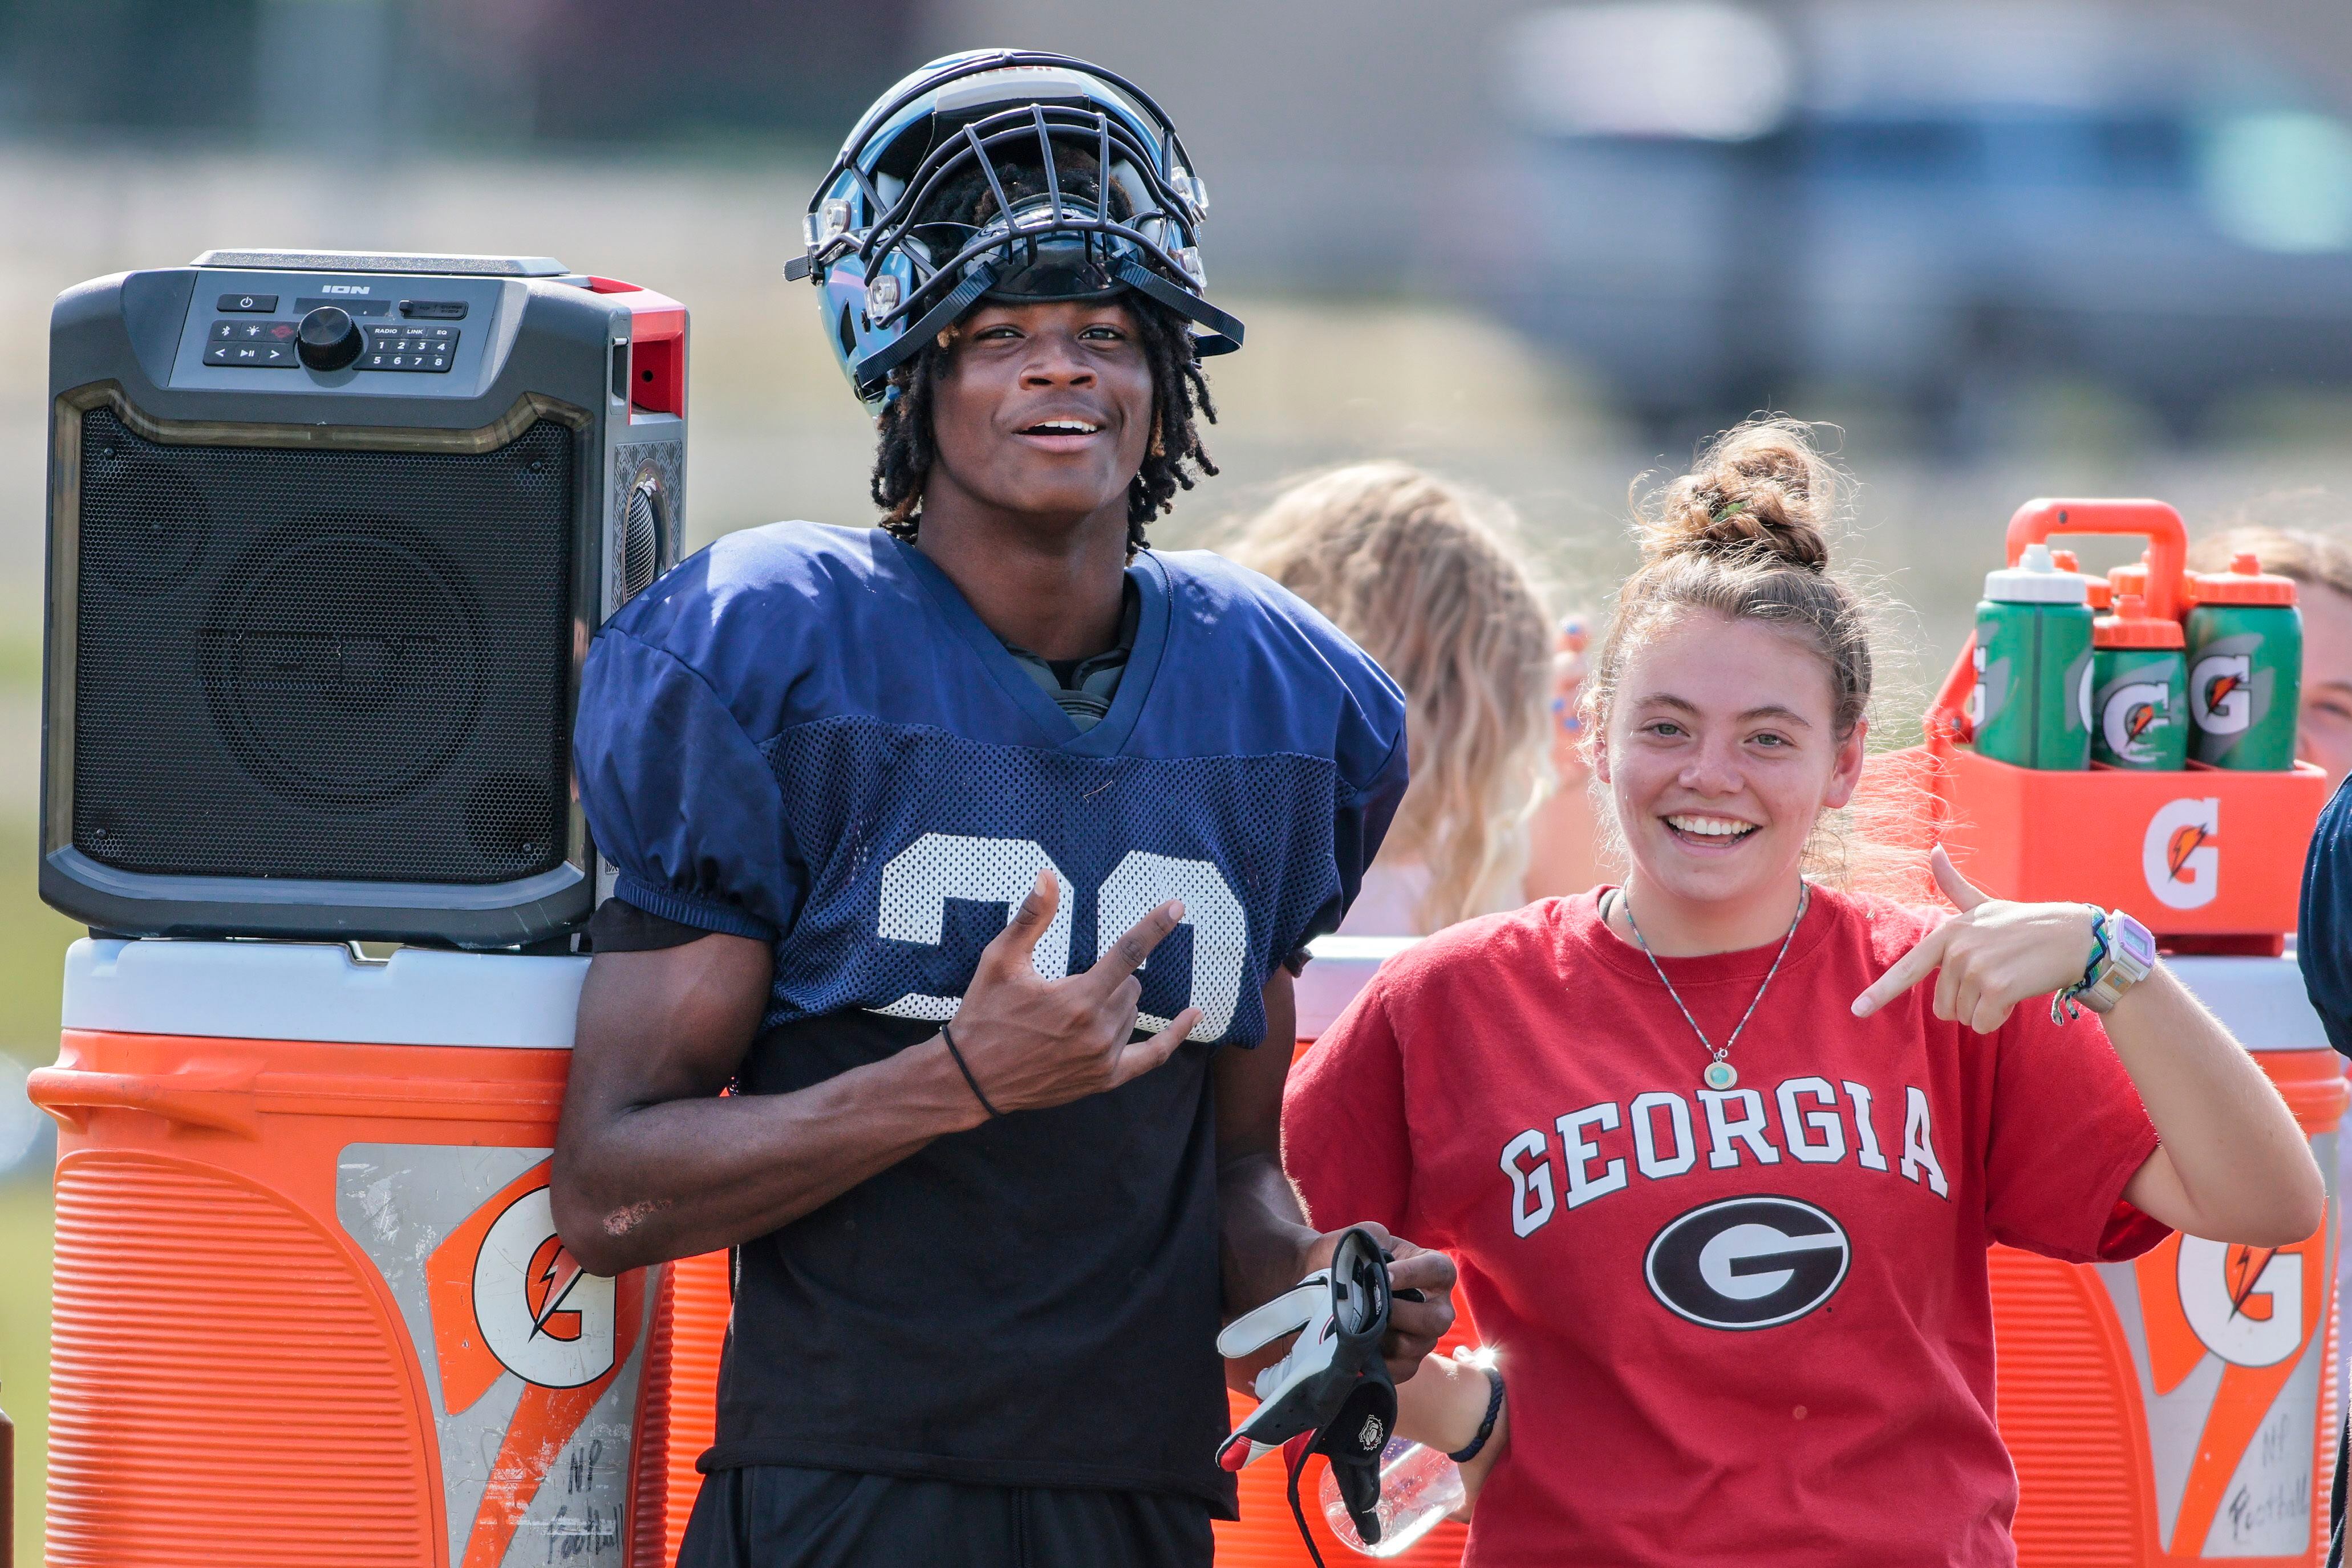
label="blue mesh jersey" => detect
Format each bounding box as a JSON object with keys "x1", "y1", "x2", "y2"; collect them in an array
[{"x1": 573, "y1": 522, "x2": 1406, "y2": 1512}]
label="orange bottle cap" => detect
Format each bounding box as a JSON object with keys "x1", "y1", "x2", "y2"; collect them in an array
[
  {"x1": 2192, "y1": 551, "x2": 2298, "y2": 606},
  {"x1": 2050, "y1": 549, "x2": 2110, "y2": 606},
  {"x1": 2095, "y1": 592, "x2": 2184, "y2": 648}
]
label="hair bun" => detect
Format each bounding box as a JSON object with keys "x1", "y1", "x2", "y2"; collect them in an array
[{"x1": 1641, "y1": 417, "x2": 1837, "y2": 572}]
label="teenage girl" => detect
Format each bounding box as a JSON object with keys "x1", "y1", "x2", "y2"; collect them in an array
[
  {"x1": 1281, "y1": 420, "x2": 2325, "y2": 1564},
  {"x1": 1228, "y1": 464, "x2": 1555, "y2": 935}
]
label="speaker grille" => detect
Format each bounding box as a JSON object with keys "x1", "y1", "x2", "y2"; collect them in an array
[{"x1": 72, "y1": 408, "x2": 576, "y2": 884}]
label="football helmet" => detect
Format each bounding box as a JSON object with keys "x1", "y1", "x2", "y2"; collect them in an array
[{"x1": 787, "y1": 49, "x2": 1245, "y2": 410}]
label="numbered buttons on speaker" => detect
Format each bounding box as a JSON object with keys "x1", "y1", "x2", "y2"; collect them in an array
[{"x1": 361, "y1": 325, "x2": 460, "y2": 371}]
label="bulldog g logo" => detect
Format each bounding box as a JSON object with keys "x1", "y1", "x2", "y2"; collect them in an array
[{"x1": 1644, "y1": 1196, "x2": 1850, "y2": 1330}]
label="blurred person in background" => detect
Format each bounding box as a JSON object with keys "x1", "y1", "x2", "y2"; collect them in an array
[
  {"x1": 1227, "y1": 464, "x2": 1557, "y2": 935},
  {"x1": 1283, "y1": 419, "x2": 2322, "y2": 1565},
  {"x1": 2189, "y1": 516, "x2": 2352, "y2": 788},
  {"x1": 1523, "y1": 613, "x2": 1610, "y2": 898}
]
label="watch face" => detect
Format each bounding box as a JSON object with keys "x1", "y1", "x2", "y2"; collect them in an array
[{"x1": 2111, "y1": 912, "x2": 2158, "y2": 969}]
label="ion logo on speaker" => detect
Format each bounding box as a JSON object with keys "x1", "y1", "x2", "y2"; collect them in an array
[
  {"x1": 1644, "y1": 1196, "x2": 1850, "y2": 1330},
  {"x1": 2143, "y1": 796, "x2": 2220, "y2": 911}
]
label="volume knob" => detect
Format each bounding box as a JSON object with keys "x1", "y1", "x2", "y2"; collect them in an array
[{"x1": 296, "y1": 306, "x2": 364, "y2": 372}]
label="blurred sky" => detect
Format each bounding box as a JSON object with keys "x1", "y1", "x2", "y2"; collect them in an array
[{"x1": 9, "y1": 0, "x2": 2352, "y2": 671}]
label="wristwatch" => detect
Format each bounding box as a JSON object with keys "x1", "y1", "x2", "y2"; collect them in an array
[{"x1": 2078, "y1": 909, "x2": 2157, "y2": 1013}]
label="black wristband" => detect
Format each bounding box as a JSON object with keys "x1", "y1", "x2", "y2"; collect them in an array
[
  {"x1": 1446, "y1": 1366, "x2": 1506, "y2": 1465},
  {"x1": 939, "y1": 1022, "x2": 1003, "y2": 1119}
]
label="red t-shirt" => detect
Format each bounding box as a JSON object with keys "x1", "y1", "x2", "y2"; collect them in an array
[{"x1": 1283, "y1": 887, "x2": 2168, "y2": 1567}]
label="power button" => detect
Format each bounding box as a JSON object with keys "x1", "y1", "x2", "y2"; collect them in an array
[{"x1": 216, "y1": 293, "x2": 279, "y2": 312}]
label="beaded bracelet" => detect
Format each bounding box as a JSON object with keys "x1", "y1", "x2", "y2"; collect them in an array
[{"x1": 2050, "y1": 907, "x2": 2111, "y2": 1026}]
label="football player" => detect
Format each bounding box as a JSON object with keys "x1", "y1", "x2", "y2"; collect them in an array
[{"x1": 551, "y1": 51, "x2": 1456, "y2": 1567}]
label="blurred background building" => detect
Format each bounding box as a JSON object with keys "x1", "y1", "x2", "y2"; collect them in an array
[{"x1": 5, "y1": 1, "x2": 2352, "y2": 1559}]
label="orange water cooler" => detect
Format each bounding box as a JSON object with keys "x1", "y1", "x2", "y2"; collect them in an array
[
  {"x1": 30, "y1": 937, "x2": 671, "y2": 1568},
  {"x1": 1994, "y1": 954, "x2": 2345, "y2": 1565},
  {"x1": 1925, "y1": 498, "x2": 2343, "y2": 1561}
]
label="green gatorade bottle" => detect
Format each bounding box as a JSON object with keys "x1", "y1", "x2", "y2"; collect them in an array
[
  {"x1": 2187, "y1": 551, "x2": 2302, "y2": 770},
  {"x1": 1974, "y1": 543, "x2": 2094, "y2": 769},
  {"x1": 2091, "y1": 593, "x2": 2189, "y2": 770}
]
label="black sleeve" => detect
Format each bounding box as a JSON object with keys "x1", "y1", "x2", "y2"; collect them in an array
[
  {"x1": 2299, "y1": 775, "x2": 2352, "y2": 1057},
  {"x1": 586, "y1": 896, "x2": 719, "y2": 953}
]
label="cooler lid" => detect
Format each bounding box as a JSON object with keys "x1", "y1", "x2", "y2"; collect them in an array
[
  {"x1": 61, "y1": 939, "x2": 589, "y2": 1049},
  {"x1": 1295, "y1": 935, "x2": 1417, "y2": 1038},
  {"x1": 2166, "y1": 954, "x2": 2332, "y2": 1052}
]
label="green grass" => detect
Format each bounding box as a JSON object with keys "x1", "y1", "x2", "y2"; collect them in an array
[
  {"x1": 0, "y1": 1177, "x2": 51, "y2": 1568},
  {"x1": 0, "y1": 777, "x2": 82, "y2": 1563}
]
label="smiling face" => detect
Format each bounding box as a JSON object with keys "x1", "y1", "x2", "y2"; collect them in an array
[
  {"x1": 923, "y1": 298, "x2": 1156, "y2": 534},
  {"x1": 1596, "y1": 611, "x2": 1867, "y2": 925}
]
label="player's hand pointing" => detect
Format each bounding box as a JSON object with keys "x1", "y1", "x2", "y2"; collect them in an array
[
  {"x1": 944, "y1": 870, "x2": 1202, "y2": 1116},
  {"x1": 1850, "y1": 846, "x2": 2102, "y2": 1033}
]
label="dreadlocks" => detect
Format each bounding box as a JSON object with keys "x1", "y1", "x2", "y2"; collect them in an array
[{"x1": 869, "y1": 151, "x2": 1218, "y2": 552}]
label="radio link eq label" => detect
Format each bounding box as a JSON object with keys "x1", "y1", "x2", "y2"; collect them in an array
[{"x1": 361, "y1": 323, "x2": 460, "y2": 373}]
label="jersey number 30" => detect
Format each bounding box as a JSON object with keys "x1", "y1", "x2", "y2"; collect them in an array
[{"x1": 871, "y1": 832, "x2": 1249, "y2": 1042}]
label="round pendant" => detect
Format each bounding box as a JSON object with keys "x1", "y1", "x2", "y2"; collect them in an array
[{"x1": 1702, "y1": 1059, "x2": 1739, "y2": 1091}]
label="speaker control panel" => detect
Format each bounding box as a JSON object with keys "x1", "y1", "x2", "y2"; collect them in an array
[{"x1": 169, "y1": 270, "x2": 507, "y2": 395}]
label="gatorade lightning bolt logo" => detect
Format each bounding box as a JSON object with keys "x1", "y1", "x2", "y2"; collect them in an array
[
  {"x1": 2132, "y1": 1225, "x2": 2323, "y2": 1552},
  {"x1": 426, "y1": 1161, "x2": 642, "y2": 1568},
  {"x1": 525, "y1": 1236, "x2": 588, "y2": 1345},
  {"x1": 2225, "y1": 1245, "x2": 2281, "y2": 1325},
  {"x1": 2100, "y1": 681, "x2": 2169, "y2": 765},
  {"x1": 2142, "y1": 797, "x2": 2220, "y2": 911},
  {"x1": 2190, "y1": 653, "x2": 2253, "y2": 734}
]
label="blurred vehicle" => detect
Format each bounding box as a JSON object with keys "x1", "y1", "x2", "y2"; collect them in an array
[{"x1": 1501, "y1": 1, "x2": 2352, "y2": 444}]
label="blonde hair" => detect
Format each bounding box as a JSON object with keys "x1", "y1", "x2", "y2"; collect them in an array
[
  {"x1": 1584, "y1": 418, "x2": 1889, "y2": 884},
  {"x1": 1230, "y1": 464, "x2": 1552, "y2": 930}
]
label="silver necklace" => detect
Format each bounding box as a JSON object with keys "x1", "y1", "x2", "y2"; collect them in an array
[{"x1": 1613, "y1": 883, "x2": 1809, "y2": 1091}]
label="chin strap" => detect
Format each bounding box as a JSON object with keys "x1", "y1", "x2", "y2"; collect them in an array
[
  {"x1": 1284, "y1": 1431, "x2": 1328, "y2": 1568},
  {"x1": 850, "y1": 263, "x2": 1000, "y2": 399}
]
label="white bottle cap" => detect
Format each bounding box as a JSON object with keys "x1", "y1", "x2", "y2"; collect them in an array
[{"x1": 1982, "y1": 543, "x2": 2090, "y2": 605}]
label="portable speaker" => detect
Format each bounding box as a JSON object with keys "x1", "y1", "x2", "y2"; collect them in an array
[{"x1": 42, "y1": 250, "x2": 689, "y2": 948}]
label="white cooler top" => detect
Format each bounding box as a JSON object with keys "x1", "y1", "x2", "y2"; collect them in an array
[
  {"x1": 58, "y1": 936, "x2": 2334, "y2": 1057},
  {"x1": 61, "y1": 938, "x2": 590, "y2": 1049}
]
